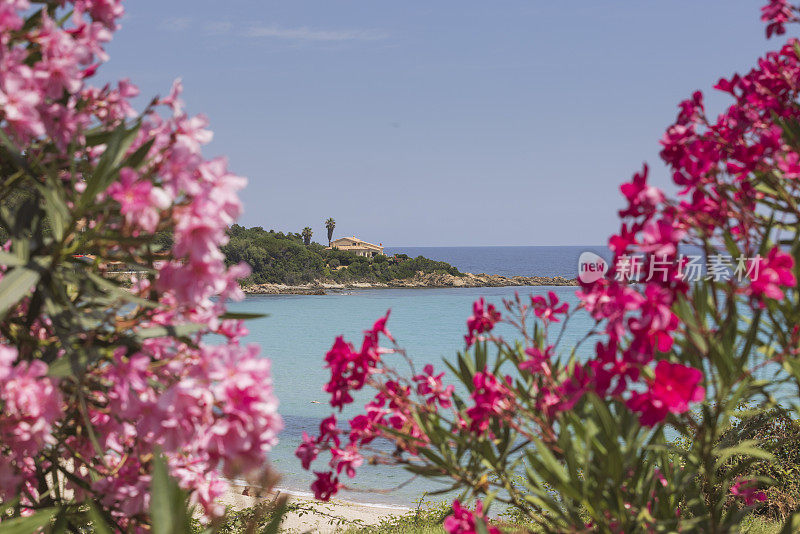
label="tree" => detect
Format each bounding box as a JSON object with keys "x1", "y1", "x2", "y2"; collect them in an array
[
  {"x1": 325, "y1": 217, "x2": 336, "y2": 246},
  {"x1": 302, "y1": 226, "x2": 313, "y2": 245}
]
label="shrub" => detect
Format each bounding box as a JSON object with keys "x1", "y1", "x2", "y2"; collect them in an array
[
  {"x1": 297, "y1": 4, "x2": 800, "y2": 532},
  {"x1": 0, "y1": 1, "x2": 282, "y2": 530}
]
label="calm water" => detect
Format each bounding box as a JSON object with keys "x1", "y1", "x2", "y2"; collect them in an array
[
  {"x1": 228, "y1": 245, "x2": 606, "y2": 506},
  {"x1": 225, "y1": 245, "x2": 785, "y2": 506},
  {"x1": 383, "y1": 245, "x2": 611, "y2": 277}
]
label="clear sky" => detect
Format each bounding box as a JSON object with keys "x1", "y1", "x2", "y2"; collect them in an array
[{"x1": 102, "y1": 1, "x2": 775, "y2": 246}]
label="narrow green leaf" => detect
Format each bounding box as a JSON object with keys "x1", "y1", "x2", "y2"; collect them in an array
[
  {"x1": 137, "y1": 322, "x2": 205, "y2": 340},
  {"x1": 86, "y1": 272, "x2": 157, "y2": 309},
  {"x1": 80, "y1": 122, "x2": 141, "y2": 209},
  {"x1": 260, "y1": 496, "x2": 288, "y2": 534},
  {"x1": 0, "y1": 266, "x2": 40, "y2": 318},
  {"x1": 220, "y1": 311, "x2": 269, "y2": 320},
  {"x1": 0, "y1": 251, "x2": 24, "y2": 267},
  {"x1": 0, "y1": 508, "x2": 57, "y2": 534}
]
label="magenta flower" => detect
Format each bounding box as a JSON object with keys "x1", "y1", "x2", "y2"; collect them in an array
[
  {"x1": 465, "y1": 298, "x2": 501, "y2": 346},
  {"x1": 466, "y1": 369, "x2": 511, "y2": 434},
  {"x1": 639, "y1": 218, "x2": 686, "y2": 258},
  {"x1": 295, "y1": 433, "x2": 319, "y2": 470},
  {"x1": 618, "y1": 164, "x2": 664, "y2": 220},
  {"x1": 330, "y1": 444, "x2": 363, "y2": 478},
  {"x1": 731, "y1": 478, "x2": 767, "y2": 506},
  {"x1": 748, "y1": 247, "x2": 796, "y2": 301},
  {"x1": 520, "y1": 345, "x2": 553, "y2": 375},
  {"x1": 413, "y1": 364, "x2": 455, "y2": 408},
  {"x1": 531, "y1": 291, "x2": 569, "y2": 323},
  {"x1": 761, "y1": 0, "x2": 795, "y2": 37},
  {"x1": 627, "y1": 361, "x2": 705, "y2": 427},
  {"x1": 311, "y1": 471, "x2": 340, "y2": 501},
  {"x1": 443, "y1": 500, "x2": 499, "y2": 534}
]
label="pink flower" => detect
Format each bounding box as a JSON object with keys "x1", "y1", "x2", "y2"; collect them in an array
[
  {"x1": 311, "y1": 471, "x2": 340, "y2": 501},
  {"x1": 318, "y1": 415, "x2": 341, "y2": 447},
  {"x1": 323, "y1": 337, "x2": 360, "y2": 410},
  {"x1": 531, "y1": 291, "x2": 569, "y2": 323},
  {"x1": 75, "y1": 0, "x2": 125, "y2": 29},
  {"x1": 638, "y1": 218, "x2": 685, "y2": 258},
  {"x1": 731, "y1": 478, "x2": 767, "y2": 506},
  {"x1": 443, "y1": 500, "x2": 499, "y2": 534},
  {"x1": 330, "y1": 444, "x2": 363, "y2": 478},
  {"x1": 107, "y1": 168, "x2": 170, "y2": 233},
  {"x1": 413, "y1": 364, "x2": 455, "y2": 408},
  {"x1": 466, "y1": 370, "x2": 511, "y2": 434},
  {"x1": 519, "y1": 345, "x2": 553, "y2": 375},
  {"x1": 627, "y1": 361, "x2": 705, "y2": 427},
  {"x1": 761, "y1": 0, "x2": 795, "y2": 37},
  {"x1": 0, "y1": 346, "x2": 62, "y2": 458},
  {"x1": 465, "y1": 298, "x2": 501, "y2": 347},
  {"x1": 748, "y1": 247, "x2": 796, "y2": 301},
  {"x1": 295, "y1": 432, "x2": 319, "y2": 470},
  {"x1": 618, "y1": 164, "x2": 664, "y2": 219}
]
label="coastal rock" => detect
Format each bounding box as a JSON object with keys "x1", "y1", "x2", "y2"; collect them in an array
[{"x1": 242, "y1": 272, "x2": 577, "y2": 295}]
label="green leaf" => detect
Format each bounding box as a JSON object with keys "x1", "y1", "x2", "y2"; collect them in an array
[
  {"x1": 86, "y1": 503, "x2": 114, "y2": 534},
  {"x1": 137, "y1": 322, "x2": 205, "y2": 340},
  {"x1": 35, "y1": 178, "x2": 70, "y2": 242},
  {"x1": 0, "y1": 251, "x2": 24, "y2": 267},
  {"x1": 86, "y1": 271, "x2": 157, "y2": 309},
  {"x1": 220, "y1": 311, "x2": 269, "y2": 320},
  {"x1": 714, "y1": 440, "x2": 775, "y2": 469},
  {"x1": 79, "y1": 122, "x2": 141, "y2": 210},
  {"x1": 122, "y1": 138, "x2": 155, "y2": 170},
  {"x1": 0, "y1": 508, "x2": 57, "y2": 534},
  {"x1": 260, "y1": 495, "x2": 288, "y2": 534},
  {"x1": 0, "y1": 266, "x2": 40, "y2": 318},
  {"x1": 150, "y1": 453, "x2": 192, "y2": 534}
]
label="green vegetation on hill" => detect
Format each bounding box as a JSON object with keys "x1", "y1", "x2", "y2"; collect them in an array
[{"x1": 221, "y1": 224, "x2": 462, "y2": 285}]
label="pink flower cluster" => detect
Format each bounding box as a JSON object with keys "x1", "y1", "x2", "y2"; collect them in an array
[
  {"x1": 748, "y1": 248, "x2": 796, "y2": 302},
  {"x1": 0, "y1": 345, "x2": 62, "y2": 502},
  {"x1": 83, "y1": 341, "x2": 281, "y2": 519},
  {"x1": 0, "y1": 0, "x2": 124, "y2": 148},
  {"x1": 762, "y1": 0, "x2": 797, "y2": 37}
]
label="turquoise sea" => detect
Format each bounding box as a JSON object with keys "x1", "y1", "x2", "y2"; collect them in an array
[{"x1": 226, "y1": 246, "x2": 604, "y2": 506}]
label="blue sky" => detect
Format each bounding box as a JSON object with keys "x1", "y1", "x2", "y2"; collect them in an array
[{"x1": 102, "y1": 1, "x2": 775, "y2": 246}]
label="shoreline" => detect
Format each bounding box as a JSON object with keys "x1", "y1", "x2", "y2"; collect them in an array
[
  {"x1": 243, "y1": 272, "x2": 578, "y2": 295},
  {"x1": 222, "y1": 482, "x2": 411, "y2": 533}
]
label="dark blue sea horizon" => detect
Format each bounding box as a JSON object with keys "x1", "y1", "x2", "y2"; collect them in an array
[{"x1": 383, "y1": 245, "x2": 612, "y2": 278}]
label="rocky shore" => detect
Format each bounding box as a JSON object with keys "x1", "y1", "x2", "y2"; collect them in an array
[{"x1": 242, "y1": 271, "x2": 577, "y2": 295}]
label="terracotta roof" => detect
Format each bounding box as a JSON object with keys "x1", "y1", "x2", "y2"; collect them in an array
[{"x1": 331, "y1": 237, "x2": 383, "y2": 249}]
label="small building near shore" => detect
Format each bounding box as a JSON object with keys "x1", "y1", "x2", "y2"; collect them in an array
[{"x1": 328, "y1": 236, "x2": 384, "y2": 258}]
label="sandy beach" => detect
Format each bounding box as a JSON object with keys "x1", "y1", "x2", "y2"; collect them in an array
[{"x1": 222, "y1": 482, "x2": 409, "y2": 533}]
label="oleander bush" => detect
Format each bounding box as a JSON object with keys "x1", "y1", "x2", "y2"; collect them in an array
[
  {"x1": 0, "y1": 0, "x2": 284, "y2": 531},
  {"x1": 298, "y1": 3, "x2": 800, "y2": 532}
]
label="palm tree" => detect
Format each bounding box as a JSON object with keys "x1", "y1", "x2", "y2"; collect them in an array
[
  {"x1": 301, "y1": 227, "x2": 313, "y2": 246},
  {"x1": 325, "y1": 218, "x2": 336, "y2": 247}
]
